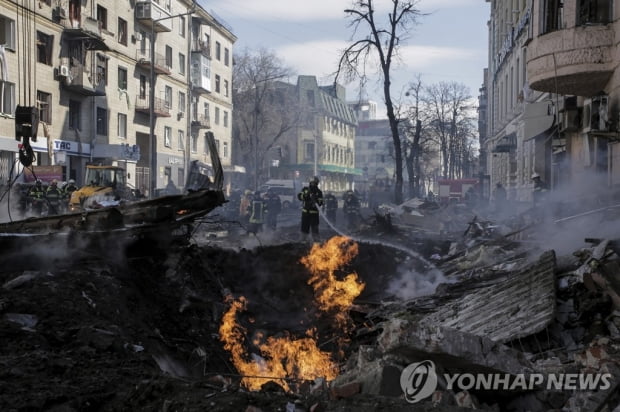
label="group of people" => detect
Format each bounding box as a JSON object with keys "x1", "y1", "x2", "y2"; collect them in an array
[
  {"x1": 238, "y1": 188, "x2": 282, "y2": 234},
  {"x1": 14, "y1": 179, "x2": 78, "y2": 217}
]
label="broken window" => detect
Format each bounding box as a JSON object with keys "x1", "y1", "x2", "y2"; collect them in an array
[
  {"x1": 69, "y1": 100, "x2": 80, "y2": 130},
  {"x1": 0, "y1": 15, "x2": 16, "y2": 50},
  {"x1": 0, "y1": 81, "x2": 15, "y2": 115},
  {"x1": 117, "y1": 18, "x2": 127, "y2": 45},
  {"x1": 36, "y1": 31, "x2": 53, "y2": 65},
  {"x1": 118, "y1": 113, "x2": 127, "y2": 139},
  {"x1": 542, "y1": 0, "x2": 563, "y2": 34},
  {"x1": 97, "y1": 5, "x2": 107, "y2": 31},
  {"x1": 577, "y1": 0, "x2": 611, "y2": 25},
  {"x1": 96, "y1": 107, "x2": 107, "y2": 135},
  {"x1": 37, "y1": 91, "x2": 51, "y2": 124}
]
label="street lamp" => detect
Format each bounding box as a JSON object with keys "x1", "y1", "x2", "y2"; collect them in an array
[{"x1": 149, "y1": 2, "x2": 195, "y2": 198}]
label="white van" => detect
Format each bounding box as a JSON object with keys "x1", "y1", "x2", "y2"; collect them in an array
[{"x1": 259, "y1": 179, "x2": 299, "y2": 209}]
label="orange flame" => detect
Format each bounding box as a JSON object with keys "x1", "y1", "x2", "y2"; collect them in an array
[
  {"x1": 219, "y1": 295, "x2": 338, "y2": 391},
  {"x1": 300, "y1": 236, "x2": 365, "y2": 328}
]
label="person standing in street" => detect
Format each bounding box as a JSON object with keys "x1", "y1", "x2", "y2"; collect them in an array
[
  {"x1": 45, "y1": 179, "x2": 62, "y2": 215},
  {"x1": 247, "y1": 191, "x2": 266, "y2": 234},
  {"x1": 323, "y1": 191, "x2": 338, "y2": 223},
  {"x1": 343, "y1": 190, "x2": 361, "y2": 231},
  {"x1": 264, "y1": 188, "x2": 282, "y2": 231},
  {"x1": 297, "y1": 176, "x2": 323, "y2": 242}
]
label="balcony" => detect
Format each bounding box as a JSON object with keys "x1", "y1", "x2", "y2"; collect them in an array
[
  {"x1": 526, "y1": 24, "x2": 614, "y2": 96},
  {"x1": 190, "y1": 53, "x2": 211, "y2": 94},
  {"x1": 62, "y1": 16, "x2": 108, "y2": 51},
  {"x1": 136, "y1": 49, "x2": 172, "y2": 75},
  {"x1": 135, "y1": 95, "x2": 171, "y2": 117},
  {"x1": 191, "y1": 39, "x2": 211, "y2": 59},
  {"x1": 60, "y1": 62, "x2": 106, "y2": 96},
  {"x1": 135, "y1": 1, "x2": 172, "y2": 32},
  {"x1": 191, "y1": 114, "x2": 211, "y2": 129}
]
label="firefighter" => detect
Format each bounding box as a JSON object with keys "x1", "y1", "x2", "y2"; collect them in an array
[
  {"x1": 239, "y1": 189, "x2": 253, "y2": 226},
  {"x1": 323, "y1": 191, "x2": 338, "y2": 223},
  {"x1": 247, "y1": 190, "x2": 266, "y2": 234},
  {"x1": 297, "y1": 176, "x2": 324, "y2": 242},
  {"x1": 531, "y1": 173, "x2": 548, "y2": 207},
  {"x1": 264, "y1": 188, "x2": 282, "y2": 231},
  {"x1": 63, "y1": 179, "x2": 78, "y2": 211},
  {"x1": 343, "y1": 190, "x2": 361, "y2": 230},
  {"x1": 28, "y1": 180, "x2": 46, "y2": 216},
  {"x1": 46, "y1": 179, "x2": 62, "y2": 215}
]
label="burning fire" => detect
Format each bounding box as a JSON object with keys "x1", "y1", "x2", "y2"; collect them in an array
[
  {"x1": 218, "y1": 236, "x2": 364, "y2": 392},
  {"x1": 219, "y1": 295, "x2": 337, "y2": 391},
  {"x1": 300, "y1": 236, "x2": 365, "y2": 328}
]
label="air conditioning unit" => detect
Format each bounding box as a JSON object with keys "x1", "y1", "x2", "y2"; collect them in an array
[
  {"x1": 54, "y1": 7, "x2": 67, "y2": 20},
  {"x1": 58, "y1": 65, "x2": 70, "y2": 77},
  {"x1": 177, "y1": 112, "x2": 184, "y2": 120},
  {"x1": 583, "y1": 95, "x2": 609, "y2": 132}
]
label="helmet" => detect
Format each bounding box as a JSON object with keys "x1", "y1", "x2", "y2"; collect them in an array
[
  {"x1": 51, "y1": 179, "x2": 58, "y2": 185},
  {"x1": 531, "y1": 173, "x2": 540, "y2": 179},
  {"x1": 68, "y1": 179, "x2": 75, "y2": 184},
  {"x1": 310, "y1": 176, "x2": 319, "y2": 185},
  {"x1": 245, "y1": 189, "x2": 253, "y2": 195}
]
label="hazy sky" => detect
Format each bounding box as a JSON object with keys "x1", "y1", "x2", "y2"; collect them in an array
[{"x1": 200, "y1": 0, "x2": 490, "y2": 117}]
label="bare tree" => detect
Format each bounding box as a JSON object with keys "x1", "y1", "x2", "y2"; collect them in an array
[
  {"x1": 232, "y1": 47, "x2": 298, "y2": 189},
  {"x1": 422, "y1": 81, "x2": 477, "y2": 179},
  {"x1": 336, "y1": 0, "x2": 424, "y2": 204}
]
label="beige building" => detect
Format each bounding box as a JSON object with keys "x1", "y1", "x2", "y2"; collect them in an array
[
  {"x1": 0, "y1": 0, "x2": 235, "y2": 196},
  {"x1": 485, "y1": 0, "x2": 618, "y2": 205}
]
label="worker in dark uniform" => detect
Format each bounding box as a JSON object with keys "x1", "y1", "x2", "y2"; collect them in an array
[
  {"x1": 28, "y1": 180, "x2": 46, "y2": 216},
  {"x1": 297, "y1": 176, "x2": 324, "y2": 242},
  {"x1": 63, "y1": 179, "x2": 78, "y2": 212},
  {"x1": 46, "y1": 179, "x2": 62, "y2": 215},
  {"x1": 264, "y1": 188, "x2": 282, "y2": 231},
  {"x1": 343, "y1": 190, "x2": 361, "y2": 231},
  {"x1": 323, "y1": 191, "x2": 338, "y2": 223}
]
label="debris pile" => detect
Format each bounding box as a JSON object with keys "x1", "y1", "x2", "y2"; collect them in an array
[{"x1": 1, "y1": 205, "x2": 620, "y2": 410}]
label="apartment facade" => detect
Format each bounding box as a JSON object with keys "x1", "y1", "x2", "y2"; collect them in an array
[
  {"x1": 485, "y1": 0, "x2": 618, "y2": 204},
  {"x1": 271, "y1": 75, "x2": 360, "y2": 193},
  {"x1": 0, "y1": 0, "x2": 235, "y2": 196}
]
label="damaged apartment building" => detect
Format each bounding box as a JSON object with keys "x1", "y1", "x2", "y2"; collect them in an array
[
  {"x1": 0, "y1": 0, "x2": 237, "y2": 195},
  {"x1": 482, "y1": 0, "x2": 618, "y2": 208}
]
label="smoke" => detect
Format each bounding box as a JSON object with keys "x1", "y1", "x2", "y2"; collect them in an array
[{"x1": 386, "y1": 265, "x2": 451, "y2": 300}]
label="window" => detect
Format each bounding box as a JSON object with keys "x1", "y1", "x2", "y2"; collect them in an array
[
  {"x1": 179, "y1": 16, "x2": 185, "y2": 37},
  {"x1": 117, "y1": 18, "x2": 127, "y2": 45},
  {"x1": 116, "y1": 113, "x2": 127, "y2": 139},
  {"x1": 191, "y1": 135, "x2": 198, "y2": 153},
  {"x1": 215, "y1": 41, "x2": 221, "y2": 60},
  {"x1": 0, "y1": 16, "x2": 16, "y2": 50},
  {"x1": 204, "y1": 102, "x2": 210, "y2": 118},
  {"x1": 164, "y1": 126, "x2": 172, "y2": 147},
  {"x1": 37, "y1": 91, "x2": 51, "y2": 124},
  {"x1": 118, "y1": 67, "x2": 127, "y2": 90},
  {"x1": 139, "y1": 75, "x2": 147, "y2": 99},
  {"x1": 97, "y1": 5, "x2": 107, "y2": 31},
  {"x1": 223, "y1": 111, "x2": 228, "y2": 127},
  {"x1": 178, "y1": 92, "x2": 185, "y2": 113},
  {"x1": 69, "y1": 100, "x2": 80, "y2": 130},
  {"x1": 368, "y1": 142, "x2": 377, "y2": 150},
  {"x1": 214, "y1": 107, "x2": 220, "y2": 125},
  {"x1": 542, "y1": 0, "x2": 562, "y2": 33},
  {"x1": 223, "y1": 141, "x2": 228, "y2": 158},
  {"x1": 224, "y1": 48, "x2": 229, "y2": 66},
  {"x1": 307, "y1": 90, "x2": 315, "y2": 106},
  {"x1": 96, "y1": 107, "x2": 107, "y2": 135},
  {"x1": 165, "y1": 45, "x2": 172, "y2": 69},
  {"x1": 178, "y1": 130, "x2": 184, "y2": 151},
  {"x1": 578, "y1": 0, "x2": 611, "y2": 25},
  {"x1": 224, "y1": 80, "x2": 229, "y2": 97},
  {"x1": 305, "y1": 142, "x2": 315, "y2": 161},
  {"x1": 0, "y1": 81, "x2": 14, "y2": 115},
  {"x1": 203, "y1": 135, "x2": 209, "y2": 154},
  {"x1": 36, "y1": 31, "x2": 53, "y2": 65},
  {"x1": 215, "y1": 139, "x2": 220, "y2": 153},
  {"x1": 215, "y1": 75, "x2": 220, "y2": 93},
  {"x1": 178, "y1": 53, "x2": 185, "y2": 75},
  {"x1": 164, "y1": 86, "x2": 172, "y2": 109},
  {"x1": 177, "y1": 168, "x2": 184, "y2": 187},
  {"x1": 96, "y1": 54, "x2": 108, "y2": 86}
]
